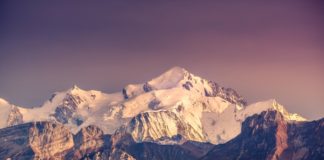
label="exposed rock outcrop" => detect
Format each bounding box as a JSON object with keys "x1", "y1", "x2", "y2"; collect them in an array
[
  {"x1": 29, "y1": 122, "x2": 74, "y2": 159},
  {"x1": 125, "y1": 111, "x2": 206, "y2": 144},
  {"x1": 202, "y1": 111, "x2": 324, "y2": 160},
  {"x1": 204, "y1": 80, "x2": 247, "y2": 106},
  {"x1": 0, "y1": 123, "x2": 34, "y2": 160},
  {"x1": 7, "y1": 106, "x2": 24, "y2": 126},
  {"x1": 53, "y1": 93, "x2": 84, "y2": 125},
  {"x1": 0, "y1": 122, "x2": 74, "y2": 160},
  {"x1": 67, "y1": 125, "x2": 111, "y2": 159}
]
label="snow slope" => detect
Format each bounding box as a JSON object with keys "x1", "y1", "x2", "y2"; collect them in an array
[
  {"x1": 0, "y1": 67, "x2": 306, "y2": 145},
  {"x1": 0, "y1": 98, "x2": 12, "y2": 127}
]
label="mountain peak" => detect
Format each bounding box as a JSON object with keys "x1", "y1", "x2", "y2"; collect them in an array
[
  {"x1": 0, "y1": 98, "x2": 9, "y2": 106},
  {"x1": 243, "y1": 99, "x2": 306, "y2": 121},
  {"x1": 146, "y1": 66, "x2": 190, "y2": 90},
  {"x1": 159, "y1": 66, "x2": 190, "y2": 79},
  {"x1": 68, "y1": 84, "x2": 84, "y2": 94},
  {"x1": 72, "y1": 84, "x2": 80, "y2": 90},
  {"x1": 167, "y1": 66, "x2": 188, "y2": 73}
]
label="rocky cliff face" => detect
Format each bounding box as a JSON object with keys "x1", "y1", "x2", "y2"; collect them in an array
[
  {"x1": 204, "y1": 80, "x2": 247, "y2": 106},
  {"x1": 7, "y1": 106, "x2": 24, "y2": 127},
  {"x1": 0, "y1": 120, "x2": 210, "y2": 160},
  {"x1": 0, "y1": 122, "x2": 74, "y2": 160},
  {"x1": 281, "y1": 118, "x2": 324, "y2": 159},
  {"x1": 124, "y1": 110, "x2": 206, "y2": 144},
  {"x1": 67, "y1": 125, "x2": 111, "y2": 159},
  {"x1": 29, "y1": 122, "x2": 74, "y2": 159},
  {"x1": 0, "y1": 122, "x2": 111, "y2": 160},
  {"x1": 0, "y1": 123, "x2": 34, "y2": 160},
  {"x1": 107, "y1": 125, "x2": 213, "y2": 160},
  {"x1": 52, "y1": 92, "x2": 85, "y2": 126},
  {"x1": 202, "y1": 111, "x2": 324, "y2": 160}
]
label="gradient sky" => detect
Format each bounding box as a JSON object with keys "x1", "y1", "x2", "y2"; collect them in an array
[{"x1": 0, "y1": 1, "x2": 323, "y2": 120}]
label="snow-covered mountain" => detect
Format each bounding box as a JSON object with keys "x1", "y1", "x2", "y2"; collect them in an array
[{"x1": 0, "y1": 66, "x2": 306, "y2": 145}]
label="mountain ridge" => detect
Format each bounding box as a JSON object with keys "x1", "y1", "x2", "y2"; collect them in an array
[{"x1": 0, "y1": 67, "x2": 306, "y2": 146}]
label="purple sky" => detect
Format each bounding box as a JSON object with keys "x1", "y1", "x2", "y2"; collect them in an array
[{"x1": 0, "y1": 1, "x2": 323, "y2": 119}]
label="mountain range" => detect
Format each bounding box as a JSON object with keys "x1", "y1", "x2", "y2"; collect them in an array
[{"x1": 0, "y1": 67, "x2": 322, "y2": 160}]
